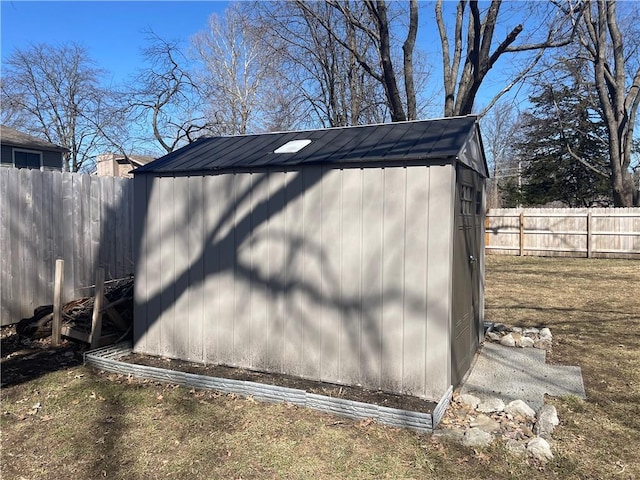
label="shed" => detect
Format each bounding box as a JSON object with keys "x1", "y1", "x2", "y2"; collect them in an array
[{"x1": 132, "y1": 116, "x2": 488, "y2": 402}]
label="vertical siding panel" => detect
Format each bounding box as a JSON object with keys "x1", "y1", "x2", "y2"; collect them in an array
[
  {"x1": 247, "y1": 172, "x2": 261, "y2": 368},
  {"x1": 340, "y1": 168, "x2": 363, "y2": 384},
  {"x1": 143, "y1": 176, "x2": 164, "y2": 356},
  {"x1": 156, "y1": 178, "x2": 174, "y2": 357},
  {"x1": 233, "y1": 173, "x2": 254, "y2": 366},
  {"x1": 249, "y1": 172, "x2": 272, "y2": 369},
  {"x1": 133, "y1": 175, "x2": 149, "y2": 351},
  {"x1": 217, "y1": 174, "x2": 236, "y2": 364},
  {"x1": 282, "y1": 170, "x2": 304, "y2": 376},
  {"x1": 172, "y1": 177, "x2": 190, "y2": 359},
  {"x1": 425, "y1": 165, "x2": 454, "y2": 399},
  {"x1": 320, "y1": 168, "x2": 341, "y2": 382},
  {"x1": 381, "y1": 167, "x2": 406, "y2": 393},
  {"x1": 202, "y1": 175, "x2": 221, "y2": 364},
  {"x1": 403, "y1": 166, "x2": 429, "y2": 397},
  {"x1": 360, "y1": 168, "x2": 384, "y2": 388},
  {"x1": 301, "y1": 166, "x2": 323, "y2": 379},
  {"x1": 187, "y1": 176, "x2": 205, "y2": 362},
  {"x1": 265, "y1": 171, "x2": 288, "y2": 372}
]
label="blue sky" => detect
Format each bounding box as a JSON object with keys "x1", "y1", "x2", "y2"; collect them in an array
[
  {"x1": 1, "y1": 1, "x2": 535, "y2": 118},
  {"x1": 1, "y1": 1, "x2": 229, "y2": 84}
]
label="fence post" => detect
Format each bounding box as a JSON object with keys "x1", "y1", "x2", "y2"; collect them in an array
[
  {"x1": 519, "y1": 212, "x2": 525, "y2": 256},
  {"x1": 52, "y1": 259, "x2": 64, "y2": 347},
  {"x1": 586, "y1": 211, "x2": 593, "y2": 258},
  {"x1": 89, "y1": 267, "x2": 105, "y2": 349}
]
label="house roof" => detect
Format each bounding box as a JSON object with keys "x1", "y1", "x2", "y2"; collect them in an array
[
  {"x1": 134, "y1": 116, "x2": 487, "y2": 177},
  {"x1": 119, "y1": 155, "x2": 155, "y2": 167},
  {"x1": 0, "y1": 125, "x2": 69, "y2": 152}
]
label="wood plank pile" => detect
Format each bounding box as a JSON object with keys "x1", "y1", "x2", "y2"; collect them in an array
[{"x1": 16, "y1": 276, "x2": 133, "y2": 344}]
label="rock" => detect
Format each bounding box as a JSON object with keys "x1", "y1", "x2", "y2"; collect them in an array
[
  {"x1": 527, "y1": 437, "x2": 553, "y2": 462},
  {"x1": 470, "y1": 414, "x2": 502, "y2": 433},
  {"x1": 462, "y1": 427, "x2": 494, "y2": 448},
  {"x1": 486, "y1": 331, "x2": 501, "y2": 342},
  {"x1": 477, "y1": 398, "x2": 505, "y2": 413},
  {"x1": 539, "y1": 327, "x2": 552, "y2": 338},
  {"x1": 534, "y1": 337, "x2": 552, "y2": 350},
  {"x1": 458, "y1": 393, "x2": 481, "y2": 409},
  {"x1": 500, "y1": 333, "x2": 516, "y2": 347},
  {"x1": 492, "y1": 323, "x2": 508, "y2": 332},
  {"x1": 519, "y1": 337, "x2": 535, "y2": 348},
  {"x1": 432, "y1": 428, "x2": 464, "y2": 443},
  {"x1": 523, "y1": 327, "x2": 540, "y2": 335},
  {"x1": 521, "y1": 425, "x2": 535, "y2": 438},
  {"x1": 505, "y1": 399, "x2": 536, "y2": 418},
  {"x1": 511, "y1": 326, "x2": 523, "y2": 333},
  {"x1": 505, "y1": 439, "x2": 527, "y2": 457},
  {"x1": 535, "y1": 405, "x2": 559, "y2": 438}
]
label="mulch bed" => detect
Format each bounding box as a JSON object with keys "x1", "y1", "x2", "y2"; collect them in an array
[{"x1": 121, "y1": 352, "x2": 437, "y2": 414}]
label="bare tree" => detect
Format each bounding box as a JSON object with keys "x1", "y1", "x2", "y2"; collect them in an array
[
  {"x1": 125, "y1": 33, "x2": 211, "y2": 154},
  {"x1": 192, "y1": 4, "x2": 274, "y2": 135},
  {"x1": 579, "y1": 0, "x2": 640, "y2": 206},
  {"x1": 1, "y1": 43, "x2": 117, "y2": 172},
  {"x1": 435, "y1": 0, "x2": 580, "y2": 118},
  {"x1": 252, "y1": 1, "x2": 390, "y2": 128},
  {"x1": 285, "y1": 0, "x2": 420, "y2": 123},
  {"x1": 481, "y1": 100, "x2": 521, "y2": 208}
]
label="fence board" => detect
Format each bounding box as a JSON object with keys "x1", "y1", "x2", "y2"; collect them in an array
[
  {"x1": 0, "y1": 169, "x2": 133, "y2": 325},
  {"x1": 486, "y1": 208, "x2": 640, "y2": 259}
]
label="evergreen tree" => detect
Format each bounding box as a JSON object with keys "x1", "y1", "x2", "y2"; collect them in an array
[{"x1": 511, "y1": 66, "x2": 611, "y2": 207}]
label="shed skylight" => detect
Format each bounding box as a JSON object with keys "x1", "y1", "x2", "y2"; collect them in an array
[{"x1": 273, "y1": 139, "x2": 312, "y2": 154}]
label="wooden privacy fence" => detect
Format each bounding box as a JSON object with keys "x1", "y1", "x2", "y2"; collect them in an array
[
  {"x1": 0, "y1": 168, "x2": 134, "y2": 326},
  {"x1": 486, "y1": 208, "x2": 640, "y2": 259}
]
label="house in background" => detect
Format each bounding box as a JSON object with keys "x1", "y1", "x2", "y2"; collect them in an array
[
  {"x1": 133, "y1": 116, "x2": 488, "y2": 403},
  {"x1": 96, "y1": 153, "x2": 155, "y2": 178},
  {"x1": 0, "y1": 125, "x2": 67, "y2": 171}
]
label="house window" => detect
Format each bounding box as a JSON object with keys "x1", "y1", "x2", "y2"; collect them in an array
[{"x1": 13, "y1": 149, "x2": 42, "y2": 170}]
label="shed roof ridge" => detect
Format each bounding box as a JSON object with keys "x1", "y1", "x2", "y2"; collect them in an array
[{"x1": 200, "y1": 115, "x2": 478, "y2": 140}]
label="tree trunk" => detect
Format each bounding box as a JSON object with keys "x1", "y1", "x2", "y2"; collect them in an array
[{"x1": 583, "y1": 0, "x2": 640, "y2": 206}]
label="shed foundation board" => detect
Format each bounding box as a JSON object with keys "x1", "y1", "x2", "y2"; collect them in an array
[{"x1": 85, "y1": 343, "x2": 451, "y2": 432}]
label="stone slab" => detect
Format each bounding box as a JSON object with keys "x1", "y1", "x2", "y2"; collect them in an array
[{"x1": 460, "y1": 343, "x2": 586, "y2": 410}]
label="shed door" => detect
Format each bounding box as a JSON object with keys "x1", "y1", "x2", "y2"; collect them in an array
[{"x1": 451, "y1": 166, "x2": 482, "y2": 387}]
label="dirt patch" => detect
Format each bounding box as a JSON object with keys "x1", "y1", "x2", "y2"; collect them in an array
[
  {"x1": 120, "y1": 352, "x2": 437, "y2": 414},
  {"x1": 1, "y1": 325, "x2": 86, "y2": 387}
]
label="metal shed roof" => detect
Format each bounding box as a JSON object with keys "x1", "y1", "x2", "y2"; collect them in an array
[{"x1": 135, "y1": 116, "x2": 487, "y2": 176}]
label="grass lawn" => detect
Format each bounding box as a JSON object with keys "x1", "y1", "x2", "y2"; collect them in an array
[{"x1": 2, "y1": 255, "x2": 639, "y2": 479}]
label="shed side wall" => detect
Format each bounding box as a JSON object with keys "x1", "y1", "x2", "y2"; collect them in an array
[{"x1": 134, "y1": 165, "x2": 454, "y2": 400}]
